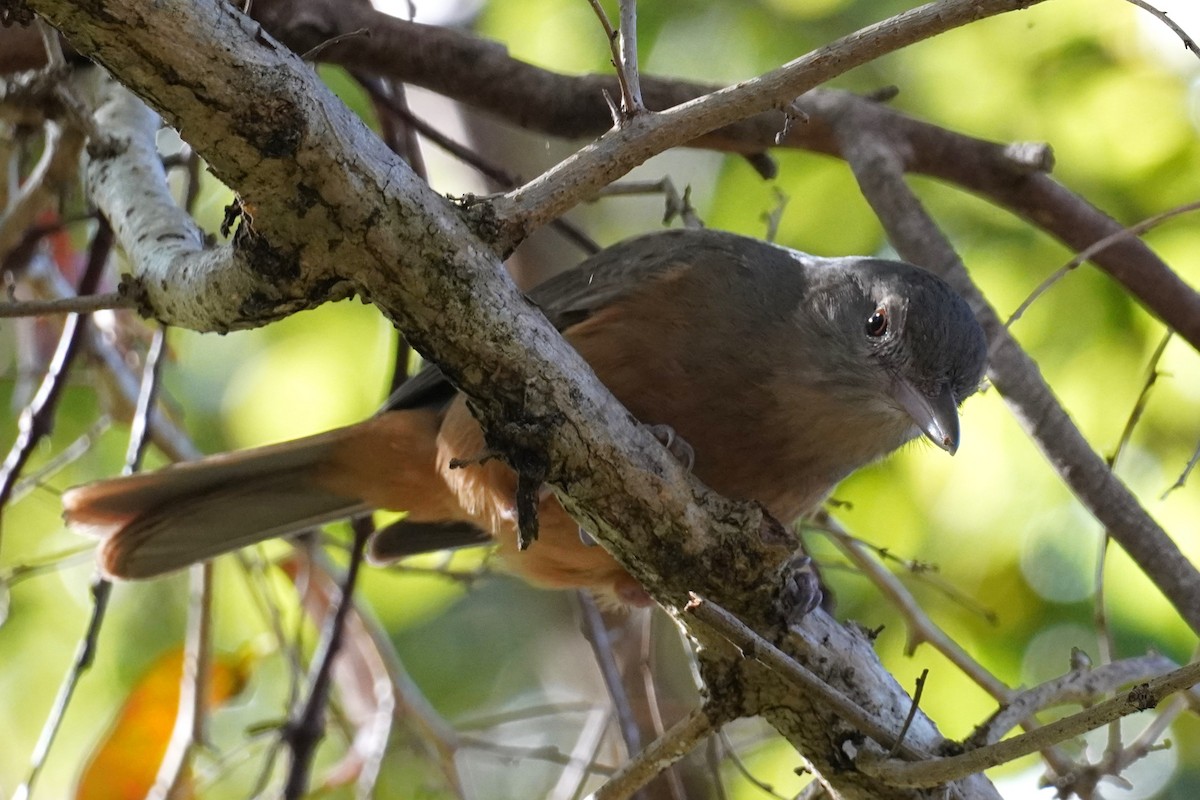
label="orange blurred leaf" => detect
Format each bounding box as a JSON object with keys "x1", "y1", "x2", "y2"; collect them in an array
[{"x1": 74, "y1": 647, "x2": 249, "y2": 800}]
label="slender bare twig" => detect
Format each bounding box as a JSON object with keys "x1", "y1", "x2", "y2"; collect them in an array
[
  {"x1": 13, "y1": 574, "x2": 110, "y2": 800},
  {"x1": 148, "y1": 564, "x2": 214, "y2": 800},
  {"x1": 283, "y1": 516, "x2": 373, "y2": 799},
  {"x1": 300, "y1": 27, "x2": 370, "y2": 62},
  {"x1": 970, "y1": 654, "x2": 1200, "y2": 747},
  {"x1": 684, "y1": 593, "x2": 922, "y2": 759},
  {"x1": 590, "y1": 707, "x2": 714, "y2": 800},
  {"x1": 0, "y1": 290, "x2": 133, "y2": 317},
  {"x1": 586, "y1": 0, "x2": 640, "y2": 121},
  {"x1": 861, "y1": 661, "x2": 1200, "y2": 788},
  {"x1": 716, "y1": 731, "x2": 790, "y2": 800},
  {"x1": 498, "y1": 0, "x2": 1052, "y2": 238},
  {"x1": 9, "y1": 415, "x2": 110, "y2": 504},
  {"x1": 1094, "y1": 330, "x2": 1173, "y2": 724},
  {"x1": 593, "y1": 179, "x2": 702, "y2": 228},
  {"x1": 1125, "y1": 0, "x2": 1200, "y2": 58},
  {"x1": 616, "y1": 0, "x2": 646, "y2": 115},
  {"x1": 887, "y1": 669, "x2": 929, "y2": 758},
  {"x1": 551, "y1": 707, "x2": 613, "y2": 799},
  {"x1": 1164, "y1": 440, "x2": 1200, "y2": 497},
  {"x1": 577, "y1": 592, "x2": 644, "y2": 758},
  {"x1": 1006, "y1": 200, "x2": 1200, "y2": 329},
  {"x1": 811, "y1": 513, "x2": 1010, "y2": 700},
  {"x1": 0, "y1": 221, "x2": 110, "y2": 549}
]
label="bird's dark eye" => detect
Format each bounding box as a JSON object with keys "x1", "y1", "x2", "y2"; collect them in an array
[{"x1": 866, "y1": 307, "x2": 889, "y2": 337}]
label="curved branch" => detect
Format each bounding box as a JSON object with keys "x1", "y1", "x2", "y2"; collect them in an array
[{"x1": 240, "y1": 0, "x2": 1200, "y2": 352}]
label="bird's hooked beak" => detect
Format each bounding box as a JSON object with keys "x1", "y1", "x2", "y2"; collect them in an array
[{"x1": 891, "y1": 379, "x2": 961, "y2": 455}]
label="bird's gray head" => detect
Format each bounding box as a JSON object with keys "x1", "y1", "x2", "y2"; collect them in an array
[{"x1": 795, "y1": 257, "x2": 988, "y2": 455}]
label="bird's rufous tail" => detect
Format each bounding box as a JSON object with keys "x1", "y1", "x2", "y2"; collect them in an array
[{"x1": 64, "y1": 409, "x2": 459, "y2": 579}]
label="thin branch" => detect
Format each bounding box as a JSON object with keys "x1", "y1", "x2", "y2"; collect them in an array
[
  {"x1": 300, "y1": 27, "x2": 369, "y2": 62},
  {"x1": 683, "y1": 594, "x2": 924, "y2": 760},
  {"x1": 887, "y1": 669, "x2": 929, "y2": 758},
  {"x1": 968, "y1": 652, "x2": 1200, "y2": 747},
  {"x1": 0, "y1": 290, "x2": 134, "y2": 317},
  {"x1": 1125, "y1": 0, "x2": 1200, "y2": 57},
  {"x1": 616, "y1": 0, "x2": 646, "y2": 114},
  {"x1": 587, "y1": 0, "x2": 645, "y2": 120},
  {"x1": 860, "y1": 661, "x2": 1200, "y2": 788},
  {"x1": 9, "y1": 415, "x2": 110, "y2": 504},
  {"x1": 492, "y1": 0, "x2": 1053, "y2": 242},
  {"x1": 590, "y1": 707, "x2": 714, "y2": 800},
  {"x1": 1164, "y1": 439, "x2": 1200, "y2": 498},
  {"x1": 283, "y1": 516, "x2": 373, "y2": 800},
  {"x1": 1006, "y1": 200, "x2": 1200, "y2": 329},
  {"x1": 812, "y1": 513, "x2": 1011, "y2": 701},
  {"x1": 13, "y1": 575, "x2": 111, "y2": 800},
  {"x1": 0, "y1": 221, "x2": 111, "y2": 549},
  {"x1": 577, "y1": 592, "x2": 644, "y2": 758},
  {"x1": 148, "y1": 564, "x2": 214, "y2": 800}
]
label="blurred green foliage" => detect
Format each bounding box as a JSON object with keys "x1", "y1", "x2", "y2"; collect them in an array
[{"x1": 2, "y1": 0, "x2": 1199, "y2": 797}]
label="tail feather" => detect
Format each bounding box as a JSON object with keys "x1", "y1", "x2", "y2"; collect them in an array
[
  {"x1": 63, "y1": 430, "x2": 364, "y2": 579},
  {"x1": 367, "y1": 519, "x2": 491, "y2": 563}
]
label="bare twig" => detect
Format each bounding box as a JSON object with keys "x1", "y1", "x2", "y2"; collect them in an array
[
  {"x1": 1164, "y1": 440, "x2": 1200, "y2": 497},
  {"x1": 887, "y1": 669, "x2": 928, "y2": 758},
  {"x1": 1125, "y1": 0, "x2": 1200, "y2": 58},
  {"x1": 300, "y1": 27, "x2": 369, "y2": 62},
  {"x1": 13, "y1": 575, "x2": 110, "y2": 800},
  {"x1": 969, "y1": 652, "x2": 1200, "y2": 747},
  {"x1": 577, "y1": 592, "x2": 644, "y2": 758},
  {"x1": 684, "y1": 593, "x2": 922, "y2": 760},
  {"x1": 590, "y1": 707, "x2": 714, "y2": 800},
  {"x1": 593, "y1": 179, "x2": 702, "y2": 228},
  {"x1": 812, "y1": 513, "x2": 1011, "y2": 701},
  {"x1": 0, "y1": 221, "x2": 111, "y2": 549},
  {"x1": 9, "y1": 415, "x2": 110, "y2": 504},
  {"x1": 861, "y1": 661, "x2": 1200, "y2": 788},
  {"x1": 495, "y1": 0, "x2": 1052, "y2": 241},
  {"x1": 586, "y1": 0, "x2": 643, "y2": 120},
  {"x1": 148, "y1": 564, "x2": 214, "y2": 800},
  {"x1": 616, "y1": 0, "x2": 646, "y2": 115},
  {"x1": 283, "y1": 516, "x2": 373, "y2": 799},
  {"x1": 1006, "y1": 200, "x2": 1200, "y2": 329},
  {"x1": 0, "y1": 290, "x2": 134, "y2": 317}
]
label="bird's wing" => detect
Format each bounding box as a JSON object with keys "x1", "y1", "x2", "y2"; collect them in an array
[{"x1": 382, "y1": 228, "x2": 728, "y2": 412}]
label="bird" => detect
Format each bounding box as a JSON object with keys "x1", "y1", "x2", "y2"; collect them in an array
[{"x1": 63, "y1": 228, "x2": 989, "y2": 606}]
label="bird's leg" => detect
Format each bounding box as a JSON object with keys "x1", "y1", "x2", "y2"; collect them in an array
[{"x1": 779, "y1": 554, "x2": 823, "y2": 623}]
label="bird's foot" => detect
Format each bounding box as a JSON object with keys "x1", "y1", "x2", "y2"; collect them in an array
[
  {"x1": 645, "y1": 423, "x2": 695, "y2": 471},
  {"x1": 779, "y1": 555, "x2": 823, "y2": 624}
]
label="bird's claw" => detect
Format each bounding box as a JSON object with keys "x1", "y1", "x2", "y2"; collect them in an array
[
  {"x1": 779, "y1": 555, "x2": 823, "y2": 624},
  {"x1": 645, "y1": 423, "x2": 695, "y2": 471}
]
